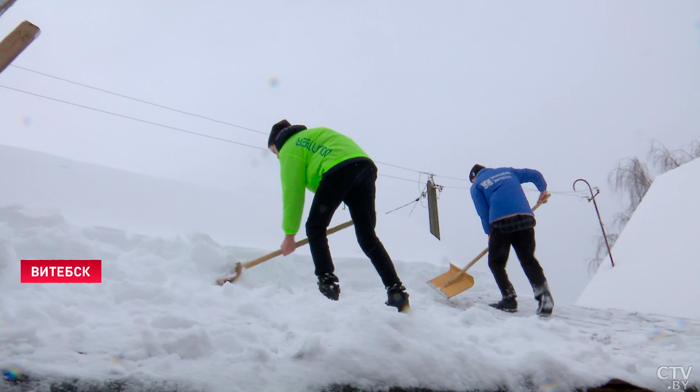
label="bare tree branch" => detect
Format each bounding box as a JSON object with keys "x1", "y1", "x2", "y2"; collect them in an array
[
  {"x1": 590, "y1": 139, "x2": 698, "y2": 275},
  {"x1": 648, "y1": 139, "x2": 700, "y2": 175},
  {"x1": 648, "y1": 140, "x2": 681, "y2": 173},
  {"x1": 608, "y1": 157, "x2": 652, "y2": 213}
]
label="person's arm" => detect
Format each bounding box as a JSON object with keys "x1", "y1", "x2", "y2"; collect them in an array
[
  {"x1": 513, "y1": 168, "x2": 547, "y2": 191},
  {"x1": 513, "y1": 168, "x2": 549, "y2": 204},
  {"x1": 471, "y1": 185, "x2": 491, "y2": 235},
  {"x1": 279, "y1": 153, "x2": 306, "y2": 236}
]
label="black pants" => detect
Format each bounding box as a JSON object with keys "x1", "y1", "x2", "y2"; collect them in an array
[
  {"x1": 306, "y1": 160, "x2": 401, "y2": 288},
  {"x1": 488, "y1": 227, "x2": 547, "y2": 299}
]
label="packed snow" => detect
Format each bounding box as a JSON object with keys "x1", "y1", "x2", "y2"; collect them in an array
[
  {"x1": 0, "y1": 145, "x2": 698, "y2": 392},
  {"x1": 576, "y1": 158, "x2": 700, "y2": 321}
]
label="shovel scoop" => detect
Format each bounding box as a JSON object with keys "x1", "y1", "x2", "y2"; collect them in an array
[{"x1": 426, "y1": 249, "x2": 486, "y2": 298}]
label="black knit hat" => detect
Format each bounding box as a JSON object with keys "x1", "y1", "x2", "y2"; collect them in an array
[
  {"x1": 469, "y1": 164, "x2": 486, "y2": 181},
  {"x1": 268, "y1": 119, "x2": 291, "y2": 148}
]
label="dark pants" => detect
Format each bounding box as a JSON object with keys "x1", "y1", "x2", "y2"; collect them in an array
[
  {"x1": 306, "y1": 160, "x2": 401, "y2": 288},
  {"x1": 488, "y1": 227, "x2": 547, "y2": 299}
]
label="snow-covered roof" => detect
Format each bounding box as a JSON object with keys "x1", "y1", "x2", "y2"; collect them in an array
[
  {"x1": 1, "y1": 145, "x2": 697, "y2": 392},
  {"x1": 576, "y1": 158, "x2": 700, "y2": 321}
]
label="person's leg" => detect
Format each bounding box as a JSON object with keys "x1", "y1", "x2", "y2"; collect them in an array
[
  {"x1": 488, "y1": 228, "x2": 516, "y2": 298},
  {"x1": 342, "y1": 162, "x2": 401, "y2": 288},
  {"x1": 343, "y1": 162, "x2": 408, "y2": 312},
  {"x1": 306, "y1": 165, "x2": 362, "y2": 300},
  {"x1": 487, "y1": 228, "x2": 517, "y2": 312},
  {"x1": 511, "y1": 228, "x2": 553, "y2": 314},
  {"x1": 306, "y1": 176, "x2": 348, "y2": 277},
  {"x1": 510, "y1": 228, "x2": 547, "y2": 290}
]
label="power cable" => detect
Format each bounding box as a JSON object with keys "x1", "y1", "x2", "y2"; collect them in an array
[
  {"x1": 2, "y1": 85, "x2": 429, "y2": 185},
  {"x1": 0, "y1": 85, "x2": 266, "y2": 151},
  {"x1": 377, "y1": 173, "x2": 422, "y2": 184},
  {"x1": 9, "y1": 65, "x2": 476, "y2": 183},
  {"x1": 4, "y1": 71, "x2": 584, "y2": 193},
  {"x1": 9, "y1": 65, "x2": 264, "y2": 135},
  {"x1": 385, "y1": 196, "x2": 421, "y2": 215}
]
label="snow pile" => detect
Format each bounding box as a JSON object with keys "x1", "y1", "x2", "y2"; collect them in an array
[
  {"x1": 576, "y1": 158, "x2": 700, "y2": 320},
  {"x1": 0, "y1": 145, "x2": 697, "y2": 392},
  {"x1": 0, "y1": 144, "x2": 448, "y2": 264},
  {"x1": 5, "y1": 204, "x2": 696, "y2": 392}
]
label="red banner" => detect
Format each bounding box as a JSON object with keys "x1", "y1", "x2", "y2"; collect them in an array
[{"x1": 20, "y1": 260, "x2": 102, "y2": 283}]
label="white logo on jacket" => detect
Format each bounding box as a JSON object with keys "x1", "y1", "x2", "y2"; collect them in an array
[{"x1": 480, "y1": 179, "x2": 494, "y2": 189}]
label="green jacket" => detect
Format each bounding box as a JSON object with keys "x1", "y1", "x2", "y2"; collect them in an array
[{"x1": 278, "y1": 127, "x2": 370, "y2": 234}]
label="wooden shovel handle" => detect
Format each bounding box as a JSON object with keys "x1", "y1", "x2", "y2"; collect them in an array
[
  {"x1": 444, "y1": 194, "x2": 550, "y2": 287},
  {"x1": 242, "y1": 220, "x2": 355, "y2": 270}
]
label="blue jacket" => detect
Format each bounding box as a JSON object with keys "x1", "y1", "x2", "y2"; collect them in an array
[{"x1": 470, "y1": 167, "x2": 547, "y2": 235}]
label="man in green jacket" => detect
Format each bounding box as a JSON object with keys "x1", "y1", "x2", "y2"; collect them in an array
[{"x1": 268, "y1": 119, "x2": 409, "y2": 312}]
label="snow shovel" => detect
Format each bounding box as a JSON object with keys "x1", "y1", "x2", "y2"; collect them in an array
[
  {"x1": 215, "y1": 220, "x2": 354, "y2": 286},
  {"x1": 426, "y1": 194, "x2": 550, "y2": 298}
]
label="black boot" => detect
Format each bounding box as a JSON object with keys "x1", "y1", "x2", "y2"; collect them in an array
[
  {"x1": 534, "y1": 283, "x2": 554, "y2": 316},
  {"x1": 317, "y1": 273, "x2": 340, "y2": 301},
  {"x1": 385, "y1": 284, "x2": 410, "y2": 313},
  {"x1": 489, "y1": 296, "x2": 518, "y2": 312}
]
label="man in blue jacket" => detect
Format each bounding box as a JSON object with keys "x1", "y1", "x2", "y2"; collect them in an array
[{"x1": 469, "y1": 164, "x2": 554, "y2": 315}]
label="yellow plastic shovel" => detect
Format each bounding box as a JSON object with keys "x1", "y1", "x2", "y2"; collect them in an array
[
  {"x1": 427, "y1": 248, "x2": 486, "y2": 298},
  {"x1": 215, "y1": 220, "x2": 354, "y2": 286},
  {"x1": 427, "y1": 194, "x2": 550, "y2": 298}
]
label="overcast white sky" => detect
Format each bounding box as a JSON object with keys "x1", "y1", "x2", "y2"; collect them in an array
[{"x1": 1, "y1": 0, "x2": 699, "y2": 305}]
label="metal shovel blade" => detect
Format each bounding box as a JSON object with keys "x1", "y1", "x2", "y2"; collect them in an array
[{"x1": 426, "y1": 263, "x2": 475, "y2": 299}]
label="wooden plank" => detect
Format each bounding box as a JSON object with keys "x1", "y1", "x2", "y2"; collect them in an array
[
  {"x1": 0, "y1": 20, "x2": 40, "y2": 74},
  {"x1": 0, "y1": 0, "x2": 18, "y2": 19}
]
